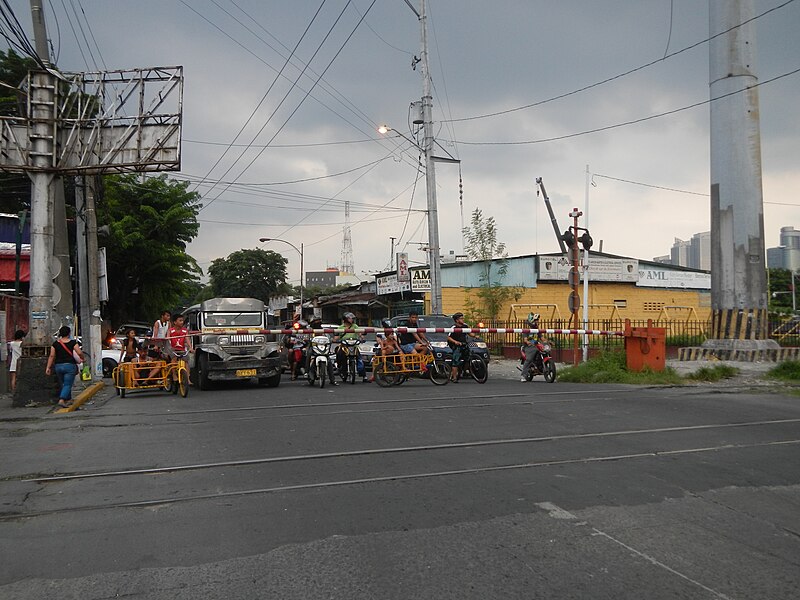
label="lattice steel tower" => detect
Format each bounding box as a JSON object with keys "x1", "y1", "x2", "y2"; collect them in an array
[{"x1": 341, "y1": 200, "x2": 354, "y2": 274}]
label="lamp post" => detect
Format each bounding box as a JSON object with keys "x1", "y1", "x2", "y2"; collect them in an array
[{"x1": 259, "y1": 238, "x2": 303, "y2": 320}]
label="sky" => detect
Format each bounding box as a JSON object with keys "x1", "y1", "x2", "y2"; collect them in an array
[{"x1": 7, "y1": 0, "x2": 800, "y2": 287}]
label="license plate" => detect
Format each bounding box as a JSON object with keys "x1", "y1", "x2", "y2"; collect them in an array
[{"x1": 235, "y1": 369, "x2": 257, "y2": 377}]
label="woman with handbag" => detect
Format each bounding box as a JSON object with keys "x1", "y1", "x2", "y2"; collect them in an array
[{"x1": 45, "y1": 326, "x2": 85, "y2": 407}]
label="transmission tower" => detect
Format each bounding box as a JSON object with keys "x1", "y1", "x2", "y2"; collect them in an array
[{"x1": 341, "y1": 200, "x2": 354, "y2": 274}]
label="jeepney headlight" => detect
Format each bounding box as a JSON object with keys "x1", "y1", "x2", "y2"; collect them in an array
[
  {"x1": 474, "y1": 342, "x2": 487, "y2": 349},
  {"x1": 218, "y1": 336, "x2": 229, "y2": 345},
  {"x1": 430, "y1": 341, "x2": 448, "y2": 348},
  {"x1": 254, "y1": 335, "x2": 265, "y2": 343}
]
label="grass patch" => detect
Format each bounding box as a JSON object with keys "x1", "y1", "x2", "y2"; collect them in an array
[
  {"x1": 557, "y1": 351, "x2": 683, "y2": 385},
  {"x1": 685, "y1": 364, "x2": 740, "y2": 382},
  {"x1": 766, "y1": 360, "x2": 800, "y2": 381}
]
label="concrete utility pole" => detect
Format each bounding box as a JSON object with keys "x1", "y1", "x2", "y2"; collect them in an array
[
  {"x1": 76, "y1": 177, "x2": 103, "y2": 378},
  {"x1": 27, "y1": 0, "x2": 56, "y2": 347},
  {"x1": 419, "y1": 0, "x2": 443, "y2": 315},
  {"x1": 707, "y1": 0, "x2": 776, "y2": 350}
]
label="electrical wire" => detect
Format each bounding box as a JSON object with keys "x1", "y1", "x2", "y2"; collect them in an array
[
  {"x1": 45, "y1": 0, "x2": 60, "y2": 62},
  {"x1": 57, "y1": 0, "x2": 89, "y2": 69},
  {"x1": 395, "y1": 152, "x2": 423, "y2": 249},
  {"x1": 180, "y1": 0, "x2": 418, "y2": 183},
  {"x1": 184, "y1": 136, "x2": 377, "y2": 148},
  {"x1": 663, "y1": 0, "x2": 674, "y2": 59},
  {"x1": 453, "y1": 66, "x2": 800, "y2": 146},
  {"x1": 199, "y1": 0, "x2": 380, "y2": 213},
  {"x1": 593, "y1": 174, "x2": 708, "y2": 197},
  {"x1": 442, "y1": 0, "x2": 797, "y2": 123},
  {"x1": 184, "y1": 0, "x2": 328, "y2": 197}
]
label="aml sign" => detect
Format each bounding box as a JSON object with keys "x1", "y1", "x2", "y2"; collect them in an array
[
  {"x1": 637, "y1": 268, "x2": 711, "y2": 289},
  {"x1": 376, "y1": 267, "x2": 431, "y2": 294}
]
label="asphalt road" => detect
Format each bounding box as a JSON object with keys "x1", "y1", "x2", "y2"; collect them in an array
[{"x1": 1, "y1": 366, "x2": 798, "y2": 599}]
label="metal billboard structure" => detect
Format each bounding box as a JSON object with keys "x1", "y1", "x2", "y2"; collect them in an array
[
  {"x1": 0, "y1": 66, "x2": 183, "y2": 175},
  {"x1": 0, "y1": 64, "x2": 183, "y2": 392}
]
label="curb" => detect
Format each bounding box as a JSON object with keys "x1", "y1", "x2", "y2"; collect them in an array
[{"x1": 54, "y1": 381, "x2": 106, "y2": 414}]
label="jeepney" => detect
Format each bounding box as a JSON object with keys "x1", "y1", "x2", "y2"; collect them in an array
[{"x1": 182, "y1": 297, "x2": 282, "y2": 390}]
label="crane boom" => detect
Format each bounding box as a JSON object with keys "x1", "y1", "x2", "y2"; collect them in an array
[{"x1": 536, "y1": 177, "x2": 567, "y2": 254}]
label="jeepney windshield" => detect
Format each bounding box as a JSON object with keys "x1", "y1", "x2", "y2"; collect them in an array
[{"x1": 202, "y1": 312, "x2": 263, "y2": 328}]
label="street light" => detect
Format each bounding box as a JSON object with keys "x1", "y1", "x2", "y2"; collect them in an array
[{"x1": 259, "y1": 238, "x2": 304, "y2": 320}]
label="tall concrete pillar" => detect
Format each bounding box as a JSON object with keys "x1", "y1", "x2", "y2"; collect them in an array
[{"x1": 707, "y1": 0, "x2": 775, "y2": 348}]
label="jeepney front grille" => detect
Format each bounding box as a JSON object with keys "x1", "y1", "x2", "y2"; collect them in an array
[{"x1": 229, "y1": 335, "x2": 255, "y2": 346}]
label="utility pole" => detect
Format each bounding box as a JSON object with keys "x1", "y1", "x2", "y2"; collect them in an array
[
  {"x1": 26, "y1": 0, "x2": 56, "y2": 348},
  {"x1": 76, "y1": 176, "x2": 103, "y2": 378},
  {"x1": 419, "y1": 0, "x2": 443, "y2": 315},
  {"x1": 582, "y1": 165, "x2": 590, "y2": 363},
  {"x1": 706, "y1": 0, "x2": 775, "y2": 350}
]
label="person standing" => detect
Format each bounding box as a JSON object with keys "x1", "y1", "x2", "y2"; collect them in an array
[
  {"x1": 8, "y1": 329, "x2": 25, "y2": 393},
  {"x1": 45, "y1": 326, "x2": 84, "y2": 407},
  {"x1": 152, "y1": 310, "x2": 171, "y2": 355}
]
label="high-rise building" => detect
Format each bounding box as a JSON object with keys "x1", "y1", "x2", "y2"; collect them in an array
[
  {"x1": 665, "y1": 233, "x2": 711, "y2": 270},
  {"x1": 766, "y1": 226, "x2": 800, "y2": 271}
]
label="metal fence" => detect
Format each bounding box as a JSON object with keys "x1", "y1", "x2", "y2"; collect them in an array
[{"x1": 480, "y1": 317, "x2": 800, "y2": 355}]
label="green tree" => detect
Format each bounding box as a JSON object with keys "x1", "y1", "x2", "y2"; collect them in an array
[
  {"x1": 462, "y1": 208, "x2": 520, "y2": 320},
  {"x1": 208, "y1": 248, "x2": 289, "y2": 301},
  {"x1": 769, "y1": 268, "x2": 795, "y2": 314},
  {"x1": 97, "y1": 173, "x2": 202, "y2": 324}
]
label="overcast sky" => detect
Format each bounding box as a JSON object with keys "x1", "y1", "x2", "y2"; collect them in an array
[{"x1": 9, "y1": 0, "x2": 800, "y2": 285}]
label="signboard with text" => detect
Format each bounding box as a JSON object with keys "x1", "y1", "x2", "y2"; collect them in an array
[
  {"x1": 637, "y1": 268, "x2": 711, "y2": 289},
  {"x1": 376, "y1": 267, "x2": 431, "y2": 294},
  {"x1": 397, "y1": 252, "x2": 410, "y2": 283},
  {"x1": 538, "y1": 256, "x2": 639, "y2": 283}
]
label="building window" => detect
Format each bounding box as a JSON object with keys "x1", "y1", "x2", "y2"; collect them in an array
[
  {"x1": 643, "y1": 301, "x2": 665, "y2": 312},
  {"x1": 613, "y1": 299, "x2": 627, "y2": 308}
]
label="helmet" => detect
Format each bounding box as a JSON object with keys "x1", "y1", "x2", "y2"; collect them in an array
[
  {"x1": 343, "y1": 312, "x2": 355, "y2": 321},
  {"x1": 381, "y1": 318, "x2": 392, "y2": 328},
  {"x1": 527, "y1": 312, "x2": 540, "y2": 324},
  {"x1": 452, "y1": 312, "x2": 464, "y2": 321}
]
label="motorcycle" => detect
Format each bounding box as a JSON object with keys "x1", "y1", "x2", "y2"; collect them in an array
[
  {"x1": 519, "y1": 340, "x2": 557, "y2": 383},
  {"x1": 306, "y1": 335, "x2": 334, "y2": 388},
  {"x1": 338, "y1": 337, "x2": 363, "y2": 384}
]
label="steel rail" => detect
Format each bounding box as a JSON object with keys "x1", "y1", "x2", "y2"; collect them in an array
[
  {"x1": 24, "y1": 417, "x2": 800, "y2": 484},
  {"x1": 5, "y1": 438, "x2": 799, "y2": 521}
]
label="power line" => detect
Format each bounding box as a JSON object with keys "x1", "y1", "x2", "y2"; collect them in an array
[
  {"x1": 184, "y1": 136, "x2": 377, "y2": 148},
  {"x1": 593, "y1": 174, "x2": 708, "y2": 197},
  {"x1": 200, "y1": 0, "x2": 380, "y2": 213},
  {"x1": 453, "y1": 66, "x2": 800, "y2": 146},
  {"x1": 443, "y1": 0, "x2": 796, "y2": 124},
  {"x1": 183, "y1": 0, "x2": 328, "y2": 198}
]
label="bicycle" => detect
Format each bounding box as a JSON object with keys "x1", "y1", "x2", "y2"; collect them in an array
[{"x1": 450, "y1": 342, "x2": 489, "y2": 384}]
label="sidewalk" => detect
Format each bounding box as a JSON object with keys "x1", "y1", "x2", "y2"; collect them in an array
[{"x1": 0, "y1": 376, "x2": 111, "y2": 419}]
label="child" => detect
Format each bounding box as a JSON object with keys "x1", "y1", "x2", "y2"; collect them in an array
[{"x1": 8, "y1": 329, "x2": 25, "y2": 393}]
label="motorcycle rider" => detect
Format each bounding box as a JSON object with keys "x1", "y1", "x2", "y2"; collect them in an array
[
  {"x1": 446, "y1": 312, "x2": 477, "y2": 383},
  {"x1": 285, "y1": 320, "x2": 309, "y2": 381},
  {"x1": 335, "y1": 312, "x2": 368, "y2": 382},
  {"x1": 303, "y1": 317, "x2": 338, "y2": 386},
  {"x1": 520, "y1": 313, "x2": 546, "y2": 382}
]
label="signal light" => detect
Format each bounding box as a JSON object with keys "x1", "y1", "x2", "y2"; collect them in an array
[
  {"x1": 292, "y1": 321, "x2": 301, "y2": 330},
  {"x1": 579, "y1": 232, "x2": 593, "y2": 250},
  {"x1": 561, "y1": 230, "x2": 575, "y2": 246}
]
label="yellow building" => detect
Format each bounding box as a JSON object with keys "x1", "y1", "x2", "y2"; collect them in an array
[{"x1": 376, "y1": 252, "x2": 711, "y2": 333}]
